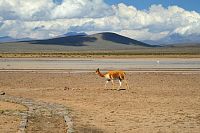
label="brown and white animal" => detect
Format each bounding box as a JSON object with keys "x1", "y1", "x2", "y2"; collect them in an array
[{"x1": 96, "y1": 68, "x2": 129, "y2": 90}]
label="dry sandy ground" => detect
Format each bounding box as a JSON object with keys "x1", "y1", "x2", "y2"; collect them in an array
[
  {"x1": 0, "y1": 71, "x2": 200, "y2": 133},
  {"x1": 0, "y1": 101, "x2": 27, "y2": 132}
]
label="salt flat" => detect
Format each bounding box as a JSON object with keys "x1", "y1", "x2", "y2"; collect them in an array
[{"x1": 0, "y1": 58, "x2": 200, "y2": 70}]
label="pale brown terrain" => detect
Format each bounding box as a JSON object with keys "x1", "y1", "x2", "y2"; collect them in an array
[
  {"x1": 0, "y1": 71, "x2": 200, "y2": 133},
  {"x1": 0, "y1": 101, "x2": 27, "y2": 132},
  {"x1": 0, "y1": 115, "x2": 21, "y2": 133}
]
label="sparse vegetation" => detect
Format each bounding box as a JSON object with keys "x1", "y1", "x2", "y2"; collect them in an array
[{"x1": 0, "y1": 49, "x2": 200, "y2": 58}]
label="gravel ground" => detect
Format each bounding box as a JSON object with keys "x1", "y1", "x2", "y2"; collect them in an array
[{"x1": 0, "y1": 71, "x2": 200, "y2": 133}]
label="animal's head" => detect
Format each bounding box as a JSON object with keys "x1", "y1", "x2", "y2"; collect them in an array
[{"x1": 95, "y1": 68, "x2": 100, "y2": 74}]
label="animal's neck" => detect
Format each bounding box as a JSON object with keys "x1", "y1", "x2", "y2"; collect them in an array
[{"x1": 97, "y1": 71, "x2": 105, "y2": 77}]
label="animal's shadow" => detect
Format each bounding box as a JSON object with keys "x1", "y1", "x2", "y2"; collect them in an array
[{"x1": 105, "y1": 88, "x2": 126, "y2": 91}]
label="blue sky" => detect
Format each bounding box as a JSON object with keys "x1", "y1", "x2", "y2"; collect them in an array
[
  {"x1": 55, "y1": 0, "x2": 200, "y2": 12},
  {"x1": 107, "y1": 0, "x2": 200, "y2": 12}
]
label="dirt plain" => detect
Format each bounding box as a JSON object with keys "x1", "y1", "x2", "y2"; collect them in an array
[
  {"x1": 0, "y1": 101, "x2": 27, "y2": 132},
  {"x1": 0, "y1": 71, "x2": 200, "y2": 133}
]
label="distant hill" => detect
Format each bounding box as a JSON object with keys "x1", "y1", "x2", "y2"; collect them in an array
[
  {"x1": 1, "y1": 31, "x2": 200, "y2": 54},
  {"x1": 144, "y1": 33, "x2": 200, "y2": 45},
  {"x1": 0, "y1": 36, "x2": 16, "y2": 43},
  {"x1": 26, "y1": 32, "x2": 154, "y2": 47},
  {"x1": 0, "y1": 36, "x2": 31, "y2": 43},
  {"x1": 166, "y1": 43, "x2": 200, "y2": 47},
  {"x1": 0, "y1": 32, "x2": 156, "y2": 52},
  {"x1": 2, "y1": 32, "x2": 200, "y2": 54}
]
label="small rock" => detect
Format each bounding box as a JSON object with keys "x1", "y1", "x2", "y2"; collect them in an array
[
  {"x1": 64, "y1": 87, "x2": 70, "y2": 90},
  {"x1": 110, "y1": 111, "x2": 115, "y2": 113},
  {"x1": 0, "y1": 91, "x2": 5, "y2": 95}
]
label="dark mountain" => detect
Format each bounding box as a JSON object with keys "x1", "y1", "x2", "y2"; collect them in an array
[
  {"x1": 28, "y1": 35, "x2": 97, "y2": 46},
  {"x1": 26, "y1": 32, "x2": 154, "y2": 47},
  {"x1": 96, "y1": 32, "x2": 154, "y2": 47},
  {"x1": 0, "y1": 32, "x2": 159, "y2": 52}
]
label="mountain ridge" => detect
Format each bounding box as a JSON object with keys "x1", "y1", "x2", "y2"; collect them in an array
[
  {"x1": 0, "y1": 32, "x2": 159, "y2": 52},
  {"x1": 24, "y1": 32, "x2": 155, "y2": 47}
]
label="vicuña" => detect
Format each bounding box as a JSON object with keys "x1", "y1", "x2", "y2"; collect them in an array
[{"x1": 96, "y1": 68, "x2": 129, "y2": 90}]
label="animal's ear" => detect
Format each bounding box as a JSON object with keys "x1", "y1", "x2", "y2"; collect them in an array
[{"x1": 96, "y1": 68, "x2": 99, "y2": 71}]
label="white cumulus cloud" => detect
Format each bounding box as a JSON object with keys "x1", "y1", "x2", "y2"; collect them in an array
[{"x1": 0, "y1": 0, "x2": 200, "y2": 43}]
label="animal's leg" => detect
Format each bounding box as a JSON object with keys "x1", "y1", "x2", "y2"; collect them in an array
[
  {"x1": 105, "y1": 80, "x2": 109, "y2": 89},
  {"x1": 124, "y1": 80, "x2": 129, "y2": 89},
  {"x1": 118, "y1": 80, "x2": 122, "y2": 90},
  {"x1": 111, "y1": 80, "x2": 115, "y2": 90}
]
